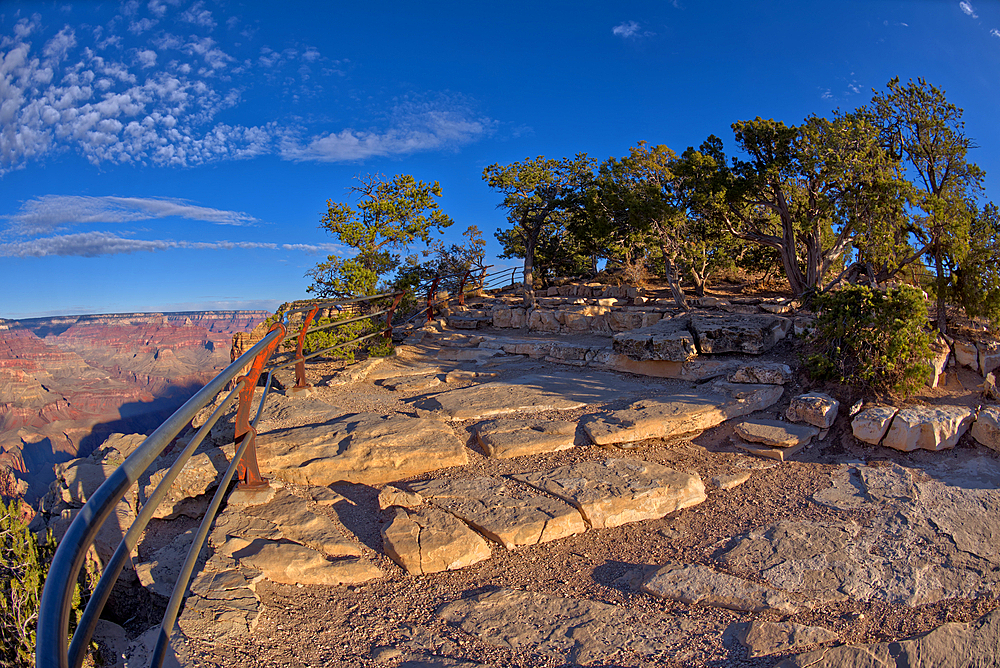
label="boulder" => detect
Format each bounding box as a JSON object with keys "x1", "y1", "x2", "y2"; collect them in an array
[
  {"x1": 926, "y1": 339, "x2": 950, "y2": 387},
  {"x1": 729, "y1": 362, "x2": 793, "y2": 385},
  {"x1": 408, "y1": 476, "x2": 587, "y2": 549},
  {"x1": 641, "y1": 562, "x2": 803, "y2": 613},
  {"x1": 474, "y1": 419, "x2": 576, "y2": 458},
  {"x1": 381, "y1": 506, "x2": 492, "y2": 575},
  {"x1": 735, "y1": 439, "x2": 805, "y2": 462},
  {"x1": 980, "y1": 341, "x2": 1000, "y2": 377},
  {"x1": 953, "y1": 340, "x2": 979, "y2": 371},
  {"x1": 851, "y1": 406, "x2": 897, "y2": 445},
  {"x1": 378, "y1": 486, "x2": 424, "y2": 510},
  {"x1": 882, "y1": 405, "x2": 975, "y2": 452},
  {"x1": 514, "y1": 458, "x2": 706, "y2": 529},
  {"x1": 971, "y1": 405, "x2": 1000, "y2": 451},
  {"x1": 527, "y1": 310, "x2": 560, "y2": 333},
  {"x1": 734, "y1": 419, "x2": 819, "y2": 448},
  {"x1": 582, "y1": 382, "x2": 783, "y2": 447},
  {"x1": 255, "y1": 413, "x2": 468, "y2": 486},
  {"x1": 786, "y1": 392, "x2": 839, "y2": 429}
]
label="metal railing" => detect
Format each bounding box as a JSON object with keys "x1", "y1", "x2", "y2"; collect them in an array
[{"x1": 35, "y1": 292, "x2": 403, "y2": 668}]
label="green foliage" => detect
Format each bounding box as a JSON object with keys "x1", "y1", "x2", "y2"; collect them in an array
[
  {"x1": 953, "y1": 202, "x2": 1000, "y2": 328},
  {"x1": 392, "y1": 225, "x2": 487, "y2": 297},
  {"x1": 307, "y1": 174, "x2": 453, "y2": 298},
  {"x1": 303, "y1": 313, "x2": 390, "y2": 362},
  {"x1": 806, "y1": 284, "x2": 933, "y2": 397},
  {"x1": 1, "y1": 500, "x2": 54, "y2": 668}
]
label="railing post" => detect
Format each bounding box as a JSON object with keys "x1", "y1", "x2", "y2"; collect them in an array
[
  {"x1": 457, "y1": 269, "x2": 471, "y2": 306},
  {"x1": 384, "y1": 293, "x2": 403, "y2": 339},
  {"x1": 233, "y1": 322, "x2": 285, "y2": 489},
  {"x1": 427, "y1": 273, "x2": 441, "y2": 323},
  {"x1": 294, "y1": 305, "x2": 320, "y2": 389}
]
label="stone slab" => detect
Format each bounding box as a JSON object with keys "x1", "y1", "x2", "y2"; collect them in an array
[
  {"x1": 408, "y1": 476, "x2": 586, "y2": 549},
  {"x1": 953, "y1": 340, "x2": 979, "y2": 371},
  {"x1": 612, "y1": 317, "x2": 698, "y2": 361},
  {"x1": 735, "y1": 419, "x2": 819, "y2": 448},
  {"x1": 641, "y1": 562, "x2": 803, "y2": 613},
  {"x1": 712, "y1": 471, "x2": 752, "y2": 490},
  {"x1": 737, "y1": 620, "x2": 838, "y2": 658},
  {"x1": 775, "y1": 609, "x2": 1000, "y2": 668},
  {"x1": 582, "y1": 382, "x2": 783, "y2": 447},
  {"x1": 414, "y1": 371, "x2": 645, "y2": 421},
  {"x1": 736, "y1": 439, "x2": 805, "y2": 462},
  {"x1": 231, "y1": 538, "x2": 382, "y2": 585},
  {"x1": 381, "y1": 506, "x2": 492, "y2": 575},
  {"x1": 437, "y1": 588, "x2": 672, "y2": 666},
  {"x1": 474, "y1": 419, "x2": 576, "y2": 458},
  {"x1": 241, "y1": 489, "x2": 362, "y2": 557},
  {"x1": 605, "y1": 354, "x2": 733, "y2": 381},
  {"x1": 513, "y1": 458, "x2": 706, "y2": 529},
  {"x1": 688, "y1": 313, "x2": 790, "y2": 354},
  {"x1": 882, "y1": 405, "x2": 974, "y2": 452},
  {"x1": 256, "y1": 413, "x2": 467, "y2": 486}
]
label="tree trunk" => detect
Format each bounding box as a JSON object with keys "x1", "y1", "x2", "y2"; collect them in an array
[
  {"x1": 935, "y1": 248, "x2": 947, "y2": 335},
  {"x1": 523, "y1": 232, "x2": 536, "y2": 308},
  {"x1": 661, "y1": 246, "x2": 688, "y2": 310}
]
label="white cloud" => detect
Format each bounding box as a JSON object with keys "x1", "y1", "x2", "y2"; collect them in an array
[
  {"x1": 280, "y1": 104, "x2": 494, "y2": 162},
  {"x1": 180, "y1": 1, "x2": 217, "y2": 30},
  {"x1": 992, "y1": 28, "x2": 1000, "y2": 37},
  {"x1": 960, "y1": 1, "x2": 978, "y2": 18},
  {"x1": 612, "y1": 21, "x2": 645, "y2": 39},
  {"x1": 136, "y1": 49, "x2": 158, "y2": 68},
  {"x1": 0, "y1": 231, "x2": 346, "y2": 257},
  {"x1": 4, "y1": 195, "x2": 258, "y2": 235}
]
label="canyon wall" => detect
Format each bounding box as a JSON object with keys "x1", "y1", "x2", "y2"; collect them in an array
[{"x1": 0, "y1": 311, "x2": 269, "y2": 503}]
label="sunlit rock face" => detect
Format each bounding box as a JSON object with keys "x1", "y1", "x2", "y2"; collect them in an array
[{"x1": 0, "y1": 311, "x2": 268, "y2": 501}]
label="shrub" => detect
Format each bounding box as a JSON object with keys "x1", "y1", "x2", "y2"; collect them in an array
[
  {"x1": 806, "y1": 284, "x2": 933, "y2": 397},
  {"x1": 1, "y1": 499, "x2": 56, "y2": 668}
]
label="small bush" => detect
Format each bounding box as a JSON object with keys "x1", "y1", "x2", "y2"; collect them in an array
[
  {"x1": 806, "y1": 284, "x2": 933, "y2": 397},
  {"x1": 1, "y1": 499, "x2": 55, "y2": 668}
]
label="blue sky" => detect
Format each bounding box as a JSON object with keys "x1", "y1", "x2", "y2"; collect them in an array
[{"x1": 2, "y1": 0, "x2": 999, "y2": 319}]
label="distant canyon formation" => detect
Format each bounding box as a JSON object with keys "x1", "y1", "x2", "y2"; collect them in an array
[{"x1": 0, "y1": 311, "x2": 268, "y2": 500}]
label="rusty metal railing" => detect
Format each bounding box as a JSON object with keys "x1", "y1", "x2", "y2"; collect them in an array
[{"x1": 36, "y1": 292, "x2": 406, "y2": 668}]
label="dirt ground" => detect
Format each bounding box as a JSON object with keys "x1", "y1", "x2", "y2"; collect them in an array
[{"x1": 167, "y1": 312, "x2": 1000, "y2": 668}]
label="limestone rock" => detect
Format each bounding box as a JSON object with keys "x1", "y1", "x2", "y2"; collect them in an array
[
  {"x1": 324, "y1": 357, "x2": 386, "y2": 386},
  {"x1": 882, "y1": 405, "x2": 974, "y2": 452},
  {"x1": 256, "y1": 413, "x2": 468, "y2": 486},
  {"x1": 408, "y1": 476, "x2": 586, "y2": 549},
  {"x1": 688, "y1": 313, "x2": 790, "y2": 354},
  {"x1": 612, "y1": 317, "x2": 698, "y2": 362},
  {"x1": 851, "y1": 406, "x2": 898, "y2": 445},
  {"x1": 786, "y1": 392, "x2": 840, "y2": 429},
  {"x1": 444, "y1": 369, "x2": 497, "y2": 384},
  {"x1": 139, "y1": 446, "x2": 232, "y2": 519},
  {"x1": 953, "y1": 340, "x2": 979, "y2": 371},
  {"x1": 514, "y1": 458, "x2": 706, "y2": 529},
  {"x1": 735, "y1": 419, "x2": 819, "y2": 448},
  {"x1": 985, "y1": 372, "x2": 999, "y2": 400},
  {"x1": 775, "y1": 609, "x2": 1000, "y2": 668},
  {"x1": 232, "y1": 538, "x2": 382, "y2": 585},
  {"x1": 436, "y1": 348, "x2": 502, "y2": 362},
  {"x1": 712, "y1": 471, "x2": 752, "y2": 490},
  {"x1": 527, "y1": 309, "x2": 560, "y2": 333},
  {"x1": 437, "y1": 588, "x2": 671, "y2": 665},
  {"x1": 379, "y1": 375, "x2": 442, "y2": 392},
  {"x1": 738, "y1": 620, "x2": 837, "y2": 658},
  {"x1": 736, "y1": 439, "x2": 804, "y2": 462},
  {"x1": 136, "y1": 529, "x2": 195, "y2": 598},
  {"x1": 729, "y1": 362, "x2": 793, "y2": 385},
  {"x1": 378, "y1": 486, "x2": 424, "y2": 510},
  {"x1": 972, "y1": 405, "x2": 1000, "y2": 451},
  {"x1": 381, "y1": 506, "x2": 492, "y2": 575},
  {"x1": 582, "y1": 383, "x2": 783, "y2": 447},
  {"x1": 926, "y1": 339, "x2": 950, "y2": 387},
  {"x1": 474, "y1": 419, "x2": 576, "y2": 458},
  {"x1": 415, "y1": 371, "x2": 644, "y2": 421},
  {"x1": 241, "y1": 490, "x2": 362, "y2": 557},
  {"x1": 605, "y1": 354, "x2": 733, "y2": 381},
  {"x1": 980, "y1": 341, "x2": 1000, "y2": 377},
  {"x1": 641, "y1": 562, "x2": 803, "y2": 613}
]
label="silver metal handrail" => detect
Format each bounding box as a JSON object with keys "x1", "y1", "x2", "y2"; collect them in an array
[{"x1": 36, "y1": 326, "x2": 284, "y2": 668}]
